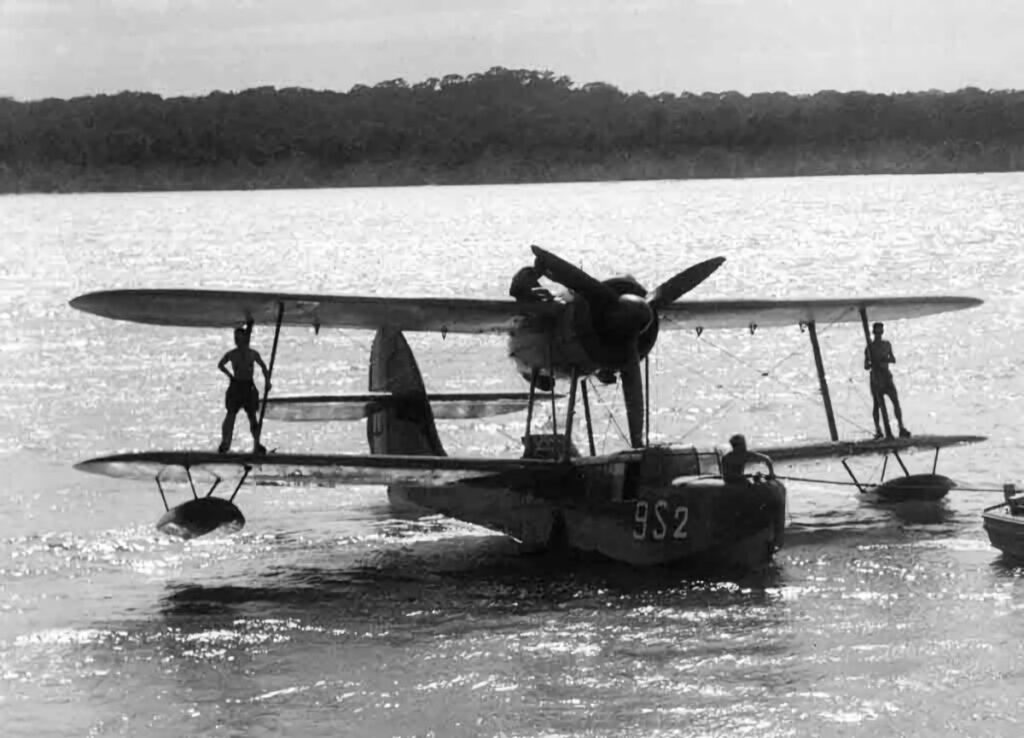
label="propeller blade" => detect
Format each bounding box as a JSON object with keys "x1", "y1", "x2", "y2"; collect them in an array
[
  {"x1": 647, "y1": 256, "x2": 726, "y2": 309},
  {"x1": 620, "y1": 361, "x2": 645, "y2": 449},
  {"x1": 531, "y1": 245, "x2": 619, "y2": 306}
]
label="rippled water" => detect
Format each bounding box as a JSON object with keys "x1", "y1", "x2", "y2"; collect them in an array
[{"x1": 2, "y1": 174, "x2": 1024, "y2": 736}]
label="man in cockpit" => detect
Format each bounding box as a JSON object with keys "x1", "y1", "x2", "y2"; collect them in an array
[{"x1": 721, "y1": 434, "x2": 774, "y2": 484}]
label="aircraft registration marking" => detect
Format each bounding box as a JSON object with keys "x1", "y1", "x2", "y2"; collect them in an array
[{"x1": 632, "y1": 500, "x2": 689, "y2": 542}]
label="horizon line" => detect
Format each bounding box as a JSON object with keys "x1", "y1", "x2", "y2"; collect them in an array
[{"x1": 3, "y1": 68, "x2": 1021, "y2": 104}]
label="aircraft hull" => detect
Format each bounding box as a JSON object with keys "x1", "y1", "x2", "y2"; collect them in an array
[
  {"x1": 389, "y1": 459, "x2": 787, "y2": 571},
  {"x1": 388, "y1": 483, "x2": 560, "y2": 553},
  {"x1": 557, "y1": 477, "x2": 785, "y2": 569}
]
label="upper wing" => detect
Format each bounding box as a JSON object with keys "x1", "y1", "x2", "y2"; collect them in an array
[
  {"x1": 659, "y1": 296, "x2": 983, "y2": 330},
  {"x1": 69, "y1": 289, "x2": 562, "y2": 333},
  {"x1": 70, "y1": 289, "x2": 982, "y2": 334},
  {"x1": 757, "y1": 434, "x2": 986, "y2": 463},
  {"x1": 74, "y1": 450, "x2": 568, "y2": 487}
]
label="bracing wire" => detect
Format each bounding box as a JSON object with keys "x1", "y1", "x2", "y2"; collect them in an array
[
  {"x1": 773, "y1": 474, "x2": 1011, "y2": 493},
  {"x1": 584, "y1": 377, "x2": 630, "y2": 452},
  {"x1": 689, "y1": 318, "x2": 880, "y2": 438}
]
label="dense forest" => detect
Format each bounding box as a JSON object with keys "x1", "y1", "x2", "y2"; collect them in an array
[{"x1": 2, "y1": 66, "x2": 1024, "y2": 193}]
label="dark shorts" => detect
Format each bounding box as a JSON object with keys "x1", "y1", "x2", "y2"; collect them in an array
[
  {"x1": 870, "y1": 371, "x2": 897, "y2": 397},
  {"x1": 226, "y1": 380, "x2": 259, "y2": 414}
]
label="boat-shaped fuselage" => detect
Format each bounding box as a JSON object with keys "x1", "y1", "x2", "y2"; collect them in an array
[{"x1": 390, "y1": 444, "x2": 787, "y2": 569}]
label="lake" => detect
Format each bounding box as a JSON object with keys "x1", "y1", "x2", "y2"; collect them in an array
[{"x1": 1, "y1": 173, "x2": 1023, "y2": 736}]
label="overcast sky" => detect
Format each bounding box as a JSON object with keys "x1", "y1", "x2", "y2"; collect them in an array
[{"x1": 3, "y1": 0, "x2": 1022, "y2": 101}]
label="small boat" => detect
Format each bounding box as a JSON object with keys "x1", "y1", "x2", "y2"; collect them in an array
[{"x1": 982, "y1": 484, "x2": 1024, "y2": 561}]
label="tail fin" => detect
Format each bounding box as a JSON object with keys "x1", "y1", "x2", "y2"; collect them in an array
[{"x1": 367, "y1": 327, "x2": 446, "y2": 457}]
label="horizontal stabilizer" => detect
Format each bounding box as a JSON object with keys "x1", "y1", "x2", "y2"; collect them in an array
[
  {"x1": 264, "y1": 392, "x2": 554, "y2": 422},
  {"x1": 758, "y1": 434, "x2": 986, "y2": 463},
  {"x1": 75, "y1": 450, "x2": 568, "y2": 488}
]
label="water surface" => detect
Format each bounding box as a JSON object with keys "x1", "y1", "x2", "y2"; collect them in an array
[{"x1": 2, "y1": 174, "x2": 1024, "y2": 736}]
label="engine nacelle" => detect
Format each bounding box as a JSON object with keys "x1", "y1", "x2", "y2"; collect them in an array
[{"x1": 507, "y1": 276, "x2": 660, "y2": 383}]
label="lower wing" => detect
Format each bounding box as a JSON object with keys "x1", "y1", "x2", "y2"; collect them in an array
[
  {"x1": 75, "y1": 451, "x2": 567, "y2": 488},
  {"x1": 757, "y1": 434, "x2": 986, "y2": 463}
]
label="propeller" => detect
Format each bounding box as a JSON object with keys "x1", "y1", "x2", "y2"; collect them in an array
[
  {"x1": 531, "y1": 245, "x2": 725, "y2": 447},
  {"x1": 647, "y1": 256, "x2": 727, "y2": 309},
  {"x1": 528, "y1": 245, "x2": 621, "y2": 307}
]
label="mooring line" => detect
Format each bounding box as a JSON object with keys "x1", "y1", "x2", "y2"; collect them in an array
[
  {"x1": 775, "y1": 474, "x2": 1010, "y2": 492},
  {"x1": 774, "y1": 474, "x2": 861, "y2": 486}
]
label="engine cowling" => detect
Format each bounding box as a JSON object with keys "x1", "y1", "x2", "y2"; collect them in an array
[
  {"x1": 571, "y1": 275, "x2": 660, "y2": 372},
  {"x1": 515, "y1": 246, "x2": 726, "y2": 448}
]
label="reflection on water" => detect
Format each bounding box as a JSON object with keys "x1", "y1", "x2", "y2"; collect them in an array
[{"x1": 159, "y1": 541, "x2": 785, "y2": 620}]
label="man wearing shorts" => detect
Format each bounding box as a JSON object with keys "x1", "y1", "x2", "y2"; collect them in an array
[
  {"x1": 864, "y1": 322, "x2": 911, "y2": 439},
  {"x1": 217, "y1": 322, "x2": 271, "y2": 454}
]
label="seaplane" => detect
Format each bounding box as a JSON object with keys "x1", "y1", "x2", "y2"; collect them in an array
[{"x1": 68, "y1": 246, "x2": 985, "y2": 571}]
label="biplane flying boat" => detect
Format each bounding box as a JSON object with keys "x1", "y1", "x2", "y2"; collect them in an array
[{"x1": 69, "y1": 246, "x2": 985, "y2": 570}]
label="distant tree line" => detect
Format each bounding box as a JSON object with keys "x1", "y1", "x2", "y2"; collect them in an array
[{"x1": 2, "y1": 66, "x2": 1024, "y2": 193}]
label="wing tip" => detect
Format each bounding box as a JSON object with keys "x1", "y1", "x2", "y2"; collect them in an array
[{"x1": 68, "y1": 293, "x2": 96, "y2": 313}]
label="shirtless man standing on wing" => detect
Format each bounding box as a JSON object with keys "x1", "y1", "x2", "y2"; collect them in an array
[
  {"x1": 864, "y1": 321, "x2": 911, "y2": 439},
  {"x1": 217, "y1": 321, "x2": 271, "y2": 454}
]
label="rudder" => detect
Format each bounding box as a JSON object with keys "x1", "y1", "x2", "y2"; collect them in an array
[{"x1": 367, "y1": 328, "x2": 446, "y2": 457}]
